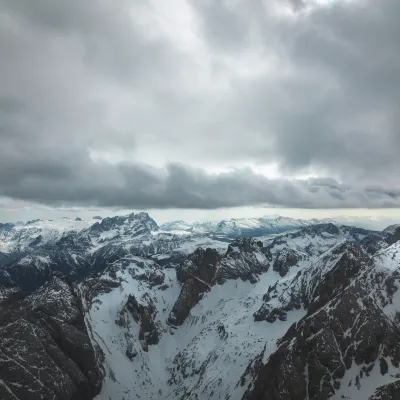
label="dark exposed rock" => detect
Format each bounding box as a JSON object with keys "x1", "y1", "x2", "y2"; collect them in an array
[
  {"x1": 168, "y1": 248, "x2": 220, "y2": 326},
  {"x1": 369, "y1": 380, "x2": 400, "y2": 400},
  {"x1": 384, "y1": 225, "x2": 400, "y2": 243},
  {"x1": 238, "y1": 348, "x2": 265, "y2": 397},
  {"x1": 247, "y1": 338, "x2": 308, "y2": 400},
  {"x1": 80, "y1": 276, "x2": 121, "y2": 309},
  {"x1": 169, "y1": 239, "x2": 270, "y2": 326},
  {"x1": 168, "y1": 277, "x2": 210, "y2": 326},
  {"x1": 28, "y1": 234, "x2": 43, "y2": 247},
  {"x1": 216, "y1": 238, "x2": 270, "y2": 284},
  {"x1": 273, "y1": 249, "x2": 299, "y2": 277},
  {"x1": 175, "y1": 247, "x2": 220, "y2": 284},
  {"x1": 255, "y1": 307, "x2": 288, "y2": 323},
  {"x1": 0, "y1": 212, "x2": 162, "y2": 293},
  {"x1": 380, "y1": 357, "x2": 389, "y2": 375},
  {"x1": 217, "y1": 322, "x2": 228, "y2": 339},
  {"x1": 126, "y1": 343, "x2": 138, "y2": 360},
  {"x1": 134, "y1": 269, "x2": 165, "y2": 288},
  {"x1": 253, "y1": 277, "x2": 302, "y2": 323},
  {"x1": 247, "y1": 243, "x2": 400, "y2": 400},
  {"x1": 0, "y1": 285, "x2": 24, "y2": 308},
  {"x1": 121, "y1": 294, "x2": 160, "y2": 350},
  {"x1": 0, "y1": 277, "x2": 103, "y2": 400},
  {"x1": 293, "y1": 222, "x2": 340, "y2": 238},
  {"x1": 306, "y1": 244, "x2": 371, "y2": 315}
]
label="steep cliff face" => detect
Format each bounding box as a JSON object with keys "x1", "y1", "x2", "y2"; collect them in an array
[
  {"x1": 246, "y1": 239, "x2": 400, "y2": 400},
  {"x1": 0, "y1": 275, "x2": 104, "y2": 400}
]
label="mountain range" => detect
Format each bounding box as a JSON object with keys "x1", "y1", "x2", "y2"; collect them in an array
[{"x1": 1, "y1": 212, "x2": 400, "y2": 399}]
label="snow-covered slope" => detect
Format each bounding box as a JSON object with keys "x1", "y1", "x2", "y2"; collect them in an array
[
  {"x1": 74, "y1": 222, "x2": 400, "y2": 400},
  {"x1": 3, "y1": 213, "x2": 373, "y2": 293},
  {"x1": 0, "y1": 212, "x2": 229, "y2": 292},
  {"x1": 79, "y1": 239, "x2": 306, "y2": 400},
  {"x1": 247, "y1": 227, "x2": 400, "y2": 400},
  {"x1": 2, "y1": 212, "x2": 400, "y2": 400},
  {"x1": 160, "y1": 216, "x2": 312, "y2": 238},
  {"x1": 0, "y1": 217, "x2": 95, "y2": 254},
  {"x1": 160, "y1": 215, "x2": 398, "y2": 238}
]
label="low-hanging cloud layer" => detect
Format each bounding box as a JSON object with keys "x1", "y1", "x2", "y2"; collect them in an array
[{"x1": 1, "y1": 0, "x2": 399, "y2": 209}]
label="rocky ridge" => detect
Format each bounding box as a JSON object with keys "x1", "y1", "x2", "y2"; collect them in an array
[{"x1": 0, "y1": 212, "x2": 228, "y2": 292}]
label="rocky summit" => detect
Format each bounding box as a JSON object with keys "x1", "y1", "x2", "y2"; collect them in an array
[{"x1": 1, "y1": 214, "x2": 400, "y2": 399}]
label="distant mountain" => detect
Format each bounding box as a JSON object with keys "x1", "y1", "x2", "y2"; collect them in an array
[
  {"x1": 383, "y1": 223, "x2": 400, "y2": 233},
  {"x1": 0, "y1": 212, "x2": 228, "y2": 292},
  {"x1": 160, "y1": 214, "x2": 394, "y2": 238},
  {"x1": 160, "y1": 216, "x2": 313, "y2": 238}
]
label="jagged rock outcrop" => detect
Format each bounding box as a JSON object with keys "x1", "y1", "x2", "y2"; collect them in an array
[
  {"x1": 168, "y1": 247, "x2": 220, "y2": 326},
  {"x1": 272, "y1": 248, "x2": 299, "y2": 277},
  {"x1": 254, "y1": 242, "x2": 370, "y2": 322},
  {"x1": 168, "y1": 239, "x2": 270, "y2": 326},
  {"x1": 0, "y1": 275, "x2": 104, "y2": 400},
  {"x1": 117, "y1": 293, "x2": 160, "y2": 351},
  {"x1": 216, "y1": 238, "x2": 270, "y2": 283},
  {"x1": 369, "y1": 381, "x2": 400, "y2": 400},
  {"x1": 134, "y1": 268, "x2": 165, "y2": 287},
  {"x1": 0, "y1": 212, "x2": 229, "y2": 293},
  {"x1": 247, "y1": 240, "x2": 400, "y2": 400},
  {"x1": 249, "y1": 282, "x2": 400, "y2": 400},
  {"x1": 80, "y1": 275, "x2": 122, "y2": 309}
]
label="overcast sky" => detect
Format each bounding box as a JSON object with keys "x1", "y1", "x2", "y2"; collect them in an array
[{"x1": 1, "y1": 0, "x2": 400, "y2": 221}]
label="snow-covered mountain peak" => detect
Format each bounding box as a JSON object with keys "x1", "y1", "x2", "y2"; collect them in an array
[
  {"x1": 160, "y1": 215, "x2": 311, "y2": 239},
  {"x1": 89, "y1": 211, "x2": 158, "y2": 234}
]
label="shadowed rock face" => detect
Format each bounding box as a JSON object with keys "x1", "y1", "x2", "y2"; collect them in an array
[
  {"x1": 272, "y1": 249, "x2": 299, "y2": 277},
  {"x1": 0, "y1": 212, "x2": 164, "y2": 293},
  {"x1": 248, "y1": 284, "x2": 400, "y2": 400},
  {"x1": 168, "y1": 239, "x2": 270, "y2": 327},
  {"x1": 0, "y1": 276, "x2": 104, "y2": 400},
  {"x1": 123, "y1": 293, "x2": 160, "y2": 350},
  {"x1": 369, "y1": 381, "x2": 400, "y2": 400},
  {"x1": 246, "y1": 241, "x2": 400, "y2": 400},
  {"x1": 168, "y1": 247, "x2": 220, "y2": 326},
  {"x1": 80, "y1": 276, "x2": 122, "y2": 309}
]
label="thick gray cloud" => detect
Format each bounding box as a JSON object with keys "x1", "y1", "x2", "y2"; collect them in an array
[
  {"x1": 0, "y1": 0, "x2": 399, "y2": 209},
  {"x1": 1, "y1": 158, "x2": 400, "y2": 209}
]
